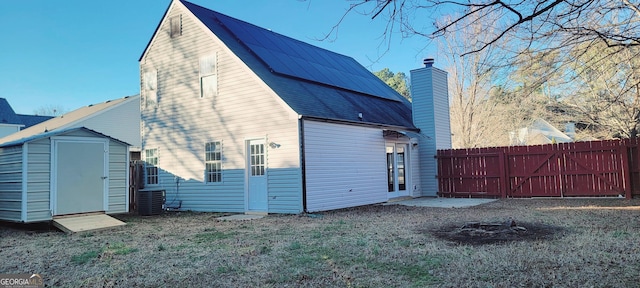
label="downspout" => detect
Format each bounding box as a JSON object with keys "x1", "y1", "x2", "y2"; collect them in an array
[{"x1": 299, "y1": 117, "x2": 307, "y2": 212}]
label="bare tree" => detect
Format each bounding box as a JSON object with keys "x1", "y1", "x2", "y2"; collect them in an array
[
  {"x1": 439, "y1": 13, "x2": 508, "y2": 148},
  {"x1": 565, "y1": 43, "x2": 640, "y2": 138},
  {"x1": 334, "y1": 0, "x2": 640, "y2": 56},
  {"x1": 33, "y1": 105, "x2": 66, "y2": 116},
  {"x1": 322, "y1": 0, "x2": 640, "y2": 140},
  {"x1": 331, "y1": 0, "x2": 640, "y2": 91}
]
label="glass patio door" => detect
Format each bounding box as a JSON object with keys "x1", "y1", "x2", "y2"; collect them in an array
[{"x1": 386, "y1": 143, "x2": 409, "y2": 199}]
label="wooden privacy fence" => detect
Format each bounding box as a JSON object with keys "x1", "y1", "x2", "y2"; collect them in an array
[{"x1": 437, "y1": 138, "x2": 640, "y2": 199}]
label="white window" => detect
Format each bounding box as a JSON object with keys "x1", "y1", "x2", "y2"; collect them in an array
[
  {"x1": 205, "y1": 141, "x2": 222, "y2": 183},
  {"x1": 143, "y1": 69, "x2": 157, "y2": 108},
  {"x1": 199, "y1": 53, "x2": 217, "y2": 98},
  {"x1": 170, "y1": 15, "x2": 182, "y2": 38},
  {"x1": 250, "y1": 142, "x2": 265, "y2": 176},
  {"x1": 145, "y1": 148, "x2": 159, "y2": 185}
]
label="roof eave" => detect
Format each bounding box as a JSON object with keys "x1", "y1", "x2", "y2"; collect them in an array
[
  {"x1": 0, "y1": 127, "x2": 131, "y2": 148},
  {"x1": 300, "y1": 115, "x2": 418, "y2": 132}
]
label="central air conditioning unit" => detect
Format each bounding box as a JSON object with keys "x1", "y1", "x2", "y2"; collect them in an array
[{"x1": 137, "y1": 189, "x2": 165, "y2": 216}]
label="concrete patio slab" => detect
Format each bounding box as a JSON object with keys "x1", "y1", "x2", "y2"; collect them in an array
[{"x1": 386, "y1": 197, "x2": 497, "y2": 208}]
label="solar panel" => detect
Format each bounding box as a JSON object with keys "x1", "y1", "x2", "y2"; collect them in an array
[{"x1": 214, "y1": 12, "x2": 403, "y2": 102}]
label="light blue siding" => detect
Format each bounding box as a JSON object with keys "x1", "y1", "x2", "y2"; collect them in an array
[
  {"x1": 268, "y1": 168, "x2": 302, "y2": 213},
  {"x1": 161, "y1": 169, "x2": 245, "y2": 212},
  {"x1": 410, "y1": 66, "x2": 451, "y2": 197}
]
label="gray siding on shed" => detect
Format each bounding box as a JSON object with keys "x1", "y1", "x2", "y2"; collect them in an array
[
  {"x1": 0, "y1": 128, "x2": 130, "y2": 222},
  {"x1": 108, "y1": 141, "x2": 128, "y2": 213},
  {"x1": 25, "y1": 139, "x2": 52, "y2": 222},
  {"x1": 0, "y1": 145, "x2": 23, "y2": 221}
]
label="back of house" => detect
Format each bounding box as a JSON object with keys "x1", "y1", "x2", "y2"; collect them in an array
[{"x1": 139, "y1": 0, "x2": 451, "y2": 213}]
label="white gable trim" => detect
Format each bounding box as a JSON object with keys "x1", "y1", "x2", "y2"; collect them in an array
[
  {"x1": 140, "y1": 0, "x2": 181, "y2": 63},
  {"x1": 21, "y1": 143, "x2": 28, "y2": 222}
]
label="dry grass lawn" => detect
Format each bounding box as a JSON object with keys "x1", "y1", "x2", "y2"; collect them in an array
[{"x1": 1, "y1": 198, "x2": 640, "y2": 287}]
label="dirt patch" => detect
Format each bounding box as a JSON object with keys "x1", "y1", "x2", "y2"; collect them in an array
[{"x1": 431, "y1": 219, "x2": 565, "y2": 246}]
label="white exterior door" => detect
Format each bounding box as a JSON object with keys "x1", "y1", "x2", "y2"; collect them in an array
[
  {"x1": 247, "y1": 139, "x2": 267, "y2": 211},
  {"x1": 54, "y1": 140, "x2": 107, "y2": 215},
  {"x1": 386, "y1": 143, "x2": 409, "y2": 199}
]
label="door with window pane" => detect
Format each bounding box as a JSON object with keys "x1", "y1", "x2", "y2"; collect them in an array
[
  {"x1": 386, "y1": 143, "x2": 409, "y2": 199},
  {"x1": 247, "y1": 139, "x2": 267, "y2": 211}
]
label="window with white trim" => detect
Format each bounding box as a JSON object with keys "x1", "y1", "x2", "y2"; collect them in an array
[
  {"x1": 145, "y1": 148, "x2": 159, "y2": 185},
  {"x1": 143, "y1": 69, "x2": 157, "y2": 108},
  {"x1": 205, "y1": 141, "x2": 222, "y2": 183},
  {"x1": 170, "y1": 15, "x2": 182, "y2": 38},
  {"x1": 199, "y1": 53, "x2": 217, "y2": 98},
  {"x1": 250, "y1": 143, "x2": 265, "y2": 176}
]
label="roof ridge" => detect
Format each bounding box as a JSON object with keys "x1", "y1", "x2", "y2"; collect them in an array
[{"x1": 181, "y1": 0, "x2": 404, "y2": 102}]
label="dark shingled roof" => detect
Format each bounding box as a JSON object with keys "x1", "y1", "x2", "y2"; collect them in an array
[
  {"x1": 17, "y1": 114, "x2": 53, "y2": 129},
  {"x1": 179, "y1": 0, "x2": 416, "y2": 130},
  {"x1": 0, "y1": 98, "x2": 24, "y2": 125}
]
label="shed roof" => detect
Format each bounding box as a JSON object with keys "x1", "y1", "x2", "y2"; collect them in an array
[
  {"x1": 149, "y1": 1, "x2": 416, "y2": 130},
  {"x1": 0, "y1": 95, "x2": 139, "y2": 145},
  {"x1": 0, "y1": 126, "x2": 129, "y2": 148}
]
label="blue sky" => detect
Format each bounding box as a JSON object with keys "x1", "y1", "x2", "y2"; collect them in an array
[{"x1": 0, "y1": 0, "x2": 436, "y2": 114}]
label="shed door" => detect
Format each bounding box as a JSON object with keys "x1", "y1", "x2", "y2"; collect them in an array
[
  {"x1": 55, "y1": 141, "x2": 107, "y2": 215},
  {"x1": 247, "y1": 139, "x2": 267, "y2": 211}
]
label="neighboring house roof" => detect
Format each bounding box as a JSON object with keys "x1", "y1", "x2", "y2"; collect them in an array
[
  {"x1": 0, "y1": 95, "x2": 139, "y2": 145},
  {"x1": 144, "y1": 0, "x2": 416, "y2": 130},
  {"x1": 0, "y1": 98, "x2": 24, "y2": 126},
  {"x1": 0, "y1": 127, "x2": 129, "y2": 148},
  {"x1": 17, "y1": 114, "x2": 53, "y2": 129},
  {"x1": 511, "y1": 118, "x2": 573, "y2": 145},
  {"x1": 528, "y1": 119, "x2": 573, "y2": 143}
]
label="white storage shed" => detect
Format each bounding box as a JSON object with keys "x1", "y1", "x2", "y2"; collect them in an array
[{"x1": 0, "y1": 127, "x2": 130, "y2": 222}]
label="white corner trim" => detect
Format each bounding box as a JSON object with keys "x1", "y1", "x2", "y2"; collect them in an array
[{"x1": 21, "y1": 143, "x2": 28, "y2": 222}]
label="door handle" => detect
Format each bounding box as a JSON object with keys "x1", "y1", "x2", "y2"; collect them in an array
[{"x1": 101, "y1": 176, "x2": 108, "y2": 180}]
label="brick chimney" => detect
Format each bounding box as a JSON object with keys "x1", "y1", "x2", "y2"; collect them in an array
[{"x1": 410, "y1": 58, "x2": 451, "y2": 197}]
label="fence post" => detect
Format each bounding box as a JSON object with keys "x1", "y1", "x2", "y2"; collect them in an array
[
  {"x1": 621, "y1": 140, "x2": 632, "y2": 199},
  {"x1": 499, "y1": 148, "x2": 508, "y2": 198}
]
